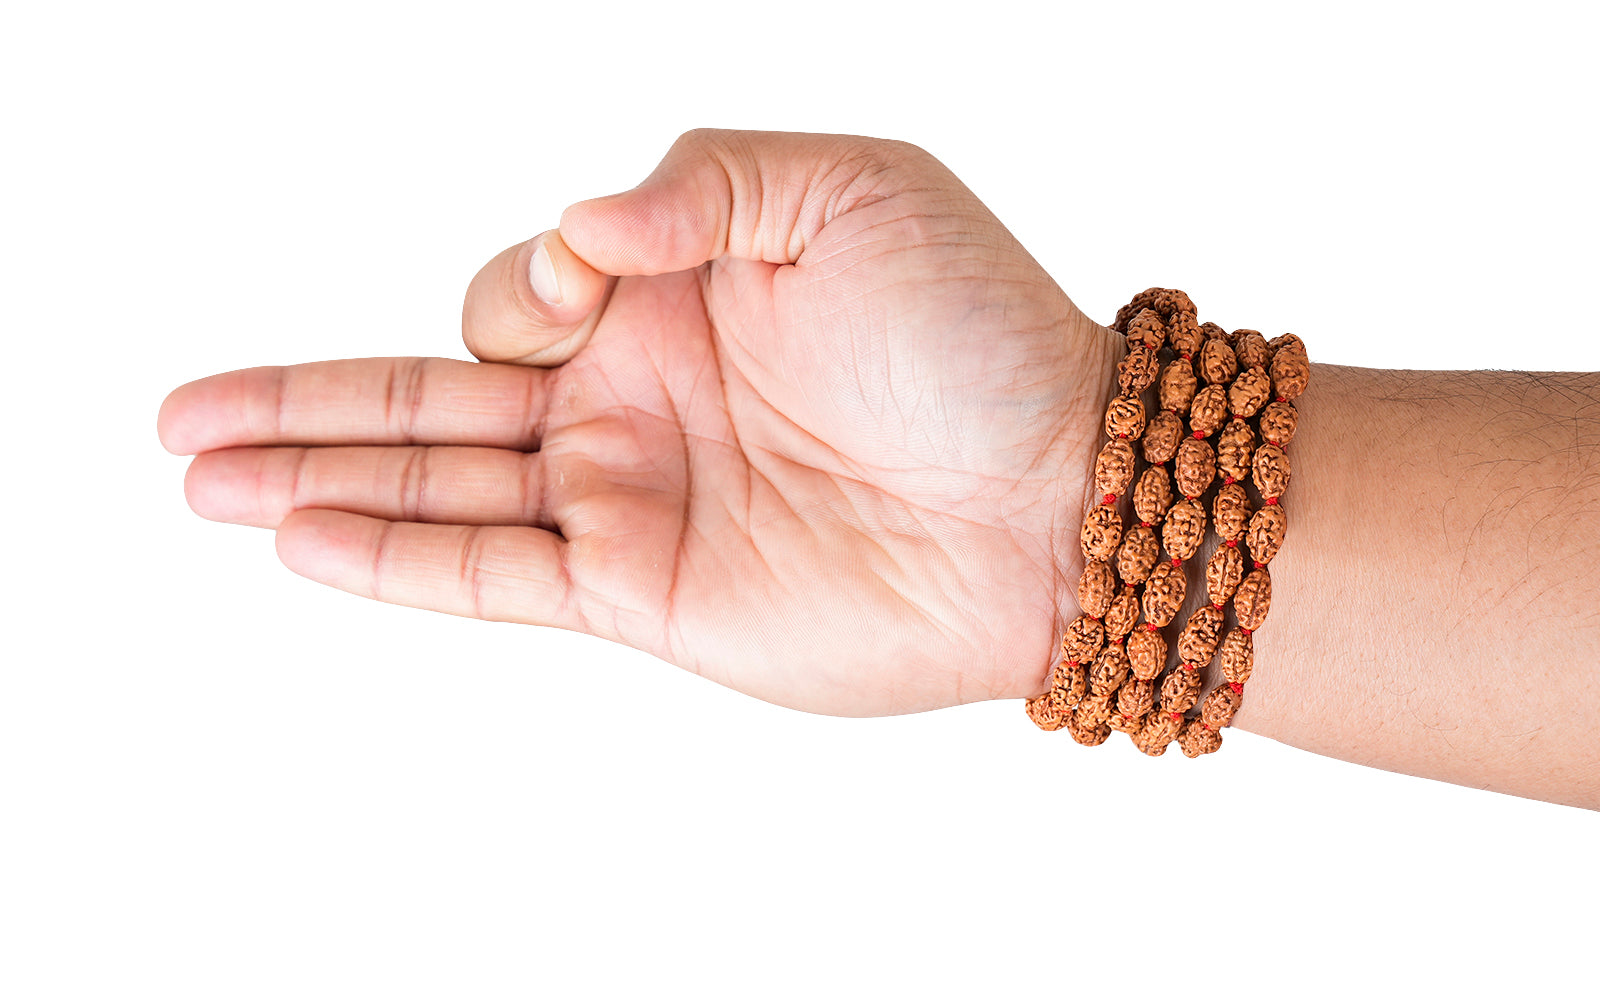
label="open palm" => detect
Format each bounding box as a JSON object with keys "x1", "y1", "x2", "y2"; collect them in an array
[{"x1": 160, "y1": 131, "x2": 1119, "y2": 715}]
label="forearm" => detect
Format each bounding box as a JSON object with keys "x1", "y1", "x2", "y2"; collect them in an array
[{"x1": 1236, "y1": 363, "x2": 1600, "y2": 808}]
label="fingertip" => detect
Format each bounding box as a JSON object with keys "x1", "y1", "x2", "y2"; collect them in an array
[
  {"x1": 182, "y1": 451, "x2": 230, "y2": 523},
  {"x1": 461, "y1": 231, "x2": 610, "y2": 365},
  {"x1": 157, "y1": 383, "x2": 198, "y2": 455},
  {"x1": 532, "y1": 230, "x2": 607, "y2": 312},
  {"x1": 183, "y1": 449, "x2": 282, "y2": 528},
  {"x1": 275, "y1": 508, "x2": 365, "y2": 589}
]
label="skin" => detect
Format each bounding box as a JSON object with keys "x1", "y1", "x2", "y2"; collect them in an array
[{"x1": 158, "y1": 130, "x2": 1600, "y2": 809}]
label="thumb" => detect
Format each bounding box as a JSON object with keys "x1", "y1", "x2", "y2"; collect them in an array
[
  {"x1": 461, "y1": 229, "x2": 613, "y2": 366},
  {"x1": 558, "y1": 129, "x2": 929, "y2": 276}
]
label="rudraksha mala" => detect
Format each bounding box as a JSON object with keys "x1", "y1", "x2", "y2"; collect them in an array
[{"x1": 1025, "y1": 288, "x2": 1310, "y2": 756}]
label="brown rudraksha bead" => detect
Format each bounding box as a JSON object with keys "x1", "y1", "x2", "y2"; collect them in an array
[
  {"x1": 1141, "y1": 409, "x2": 1185, "y2": 465},
  {"x1": 1232, "y1": 329, "x2": 1271, "y2": 371},
  {"x1": 1103, "y1": 588, "x2": 1140, "y2": 641},
  {"x1": 1078, "y1": 559, "x2": 1117, "y2": 618},
  {"x1": 1258, "y1": 399, "x2": 1298, "y2": 446},
  {"x1": 1124, "y1": 308, "x2": 1165, "y2": 351},
  {"x1": 1252, "y1": 442, "x2": 1291, "y2": 499},
  {"x1": 1118, "y1": 345, "x2": 1159, "y2": 394},
  {"x1": 1227, "y1": 365, "x2": 1272, "y2": 418},
  {"x1": 1061, "y1": 613, "x2": 1104, "y2": 664},
  {"x1": 1234, "y1": 568, "x2": 1272, "y2": 631},
  {"x1": 1133, "y1": 466, "x2": 1175, "y2": 524},
  {"x1": 1188, "y1": 385, "x2": 1230, "y2": 438},
  {"x1": 1246, "y1": 504, "x2": 1288, "y2": 565},
  {"x1": 1158, "y1": 668, "x2": 1203, "y2": 714},
  {"x1": 1108, "y1": 679, "x2": 1155, "y2": 734},
  {"x1": 1141, "y1": 560, "x2": 1187, "y2": 627},
  {"x1": 1212, "y1": 482, "x2": 1251, "y2": 541},
  {"x1": 1161, "y1": 499, "x2": 1207, "y2": 562},
  {"x1": 1104, "y1": 393, "x2": 1148, "y2": 441},
  {"x1": 1199, "y1": 336, "x2": 1239, "y2": 386},
  {"x1": 1177, "y1": 605, "x2": 1225, "y2": 665},
  {"x1": 1081, "y1": 505, "x2": 1123, "y2": 561},
  {"x1": 1178, "y1": 719, "x2": 1224, "y2": 757},
  {"x1": 1173, "y1": 436, "x2": 1216, "y2": 499},
  {"x1": 1159, "y1": 361, "x2": 1198, "y2": 414},
  {"x1": 1095, "y1": 437, "x2": 1139, "y2": 496},
  {"x1": 1216, "y1": 418, "x2": 1255, "y2": 483},
  {"x1": 1116, "y1": 525, "x2": 1160, "y2": 586},
  {"x1": 1205, "y1": 543, "x2": 1245, "y2": 605},
  {"x1": 1218, "y1": 628, "x2": 1254, "y2": 685},
  {"x1": 1126, "y1": 627, "x2": 1168, "y2": 681}
]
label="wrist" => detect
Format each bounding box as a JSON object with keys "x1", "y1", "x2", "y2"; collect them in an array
[{"x1": 1008, "y1": 308, "x2": 1124, "y2": 701}]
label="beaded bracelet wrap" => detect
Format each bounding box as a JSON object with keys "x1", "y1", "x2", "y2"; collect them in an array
[{"x1": 1025, "y1": 289, "x2": 1309, "y2": 757}]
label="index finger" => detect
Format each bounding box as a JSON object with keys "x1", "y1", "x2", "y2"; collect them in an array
[{"x1": 158, "y1": 356, "x2": 549, "y2": 455}]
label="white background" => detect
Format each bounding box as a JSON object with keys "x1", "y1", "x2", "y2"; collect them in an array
[{"x1": 3, "y1": 1, "x2": 1597, "y2": 997}]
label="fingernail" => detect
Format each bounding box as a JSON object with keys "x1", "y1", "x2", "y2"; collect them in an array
[{"x1": 528, "y1": 240, "x2": 563, "y2": 305}]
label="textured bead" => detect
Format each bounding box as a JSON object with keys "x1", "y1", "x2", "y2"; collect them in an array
[
  {"x1": 1177, "y1": 604, "x2": 1225, "y2": 664},
  {"x1": 1200, "y1": 683, "x2": 1243, "y2": 729},
  {"x1": 1074, "y1": 692, "x2": 1116, "y2": 732},
  {"x1": 1166, "y1": 309, "x2": 1204, "y2": 357},
  {"x1": 1216, "y1": 418, "x2": 1255, "y2": 483},
  {"x1": 1081, "y1": 505, "x2": 1123, "y2": 561},
  {"x1": 1127, "y1": 628, "x2": 1168, "y2": 681},
  {"x1": 1118, "y1": 345, "x2": 1160, "y2": 394},
  {"x1": 1078, "y1": 559, "x2": 1118, "y2": 617},
  {"x1": 1066, "y1": 707, "x2": 1112, "y2": 746},
  {"x1": 1227, "y1": 366, "x2": 1272, "y2": 418},
  {"x1": 1159, "y1": 667, "x2": 1204, "y2": 714},
  {"x1": 1103, "y1": 588, "x2": 1140, "y2": 640},
  {"x1": 1141, "y1": 409, "x2": 1185, "y2": 465},
  {"x1": 1258, "y1": 399, "x2": 1299, "y2": 446},
  {"x1": 1104, "y1": 393, "x2": 1148, "y2": 440},
  {"x1": 1141, "y1": 560, "x2": 1187, "y2": 627},
  {"x1": 1061, "y1": 613, "x2": 1105, "y2": 663},
  {"x1": 1133, "y1": 466, "x2": 1175, "y2": 525},
  {"x1": 1219, "y1": 628, "x2": 1254, "y2": 684},
  {"x1": 1124, "y1": 308, "x2": 1165, "y2": 351},
  {"x1": 1089, "y1": 643, "x2": 1132, "y2": 697},
  {"x1": 1178, "y1": 719, "x2": 1224, "y2": 757},
  {"x1": 1116, "y1": 524, "x2": 1160, "y2": 585},
  {"x1": 1234, "y1": 568, "x2": 1273, "y2": 631},
  {"x1": 1134, "y1": 711, "x2": 1183, "y2": 756},
  {"x1": 1205, "y1": 543, "x2": 1245, "y2": 605},
  {"x1": 1252, "y1": 442, "x2": 1291, "y2": 499},
  {"x1": 1158, "y1": 360, "x2": 1199, "y2": 414},
  {"x1": 1095, "y1": 437, "x2": 1138, "y2": 496},
  {"x1": 1026, "y1": 694, "x2": 1068, "y2": 731},
  {"x1": 1233, "y1": 329, "x2": 1272, "y2": 371},
  {"x1": 1268, "y1": 332, "x2": 1305, "y2": 355},
  {"x1": 1246, "y1": 503, "x2": 1288, "y2": 565},
  {"x1": 1271, "y1": 351, "x2": 1310, "y2": 402},
  {"x1": 1109, "y1": 678, "x2": 1155, "y2": 733},
  {"x1": 1050, "y1": 659, "x2": 1088, "y2": 709},
  {"x1": 1173, "y1": 436, "x2": 1216, "y2": 499},
  {"x1": 1188, "y1": 384, "x2": 1230, "y2": 438},
  {"x1": 1199, "y1": 336, "x2": 1239, "y2": 386},
  {"x1": 1162, "y1": 498, "x2": 1207, "y2": 562},
  {"x1": 1212, "y1": 482, "x2": 1251, "y2": 541}
]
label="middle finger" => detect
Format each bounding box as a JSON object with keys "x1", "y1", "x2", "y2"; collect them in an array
[{"x1": 184, "y1": 445, "x2": 560, "y2": 530}]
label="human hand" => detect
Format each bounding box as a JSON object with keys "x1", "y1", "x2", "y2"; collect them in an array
[{"x1": 159, "y1": 130, "x2": 1121, "y2": 716}]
